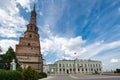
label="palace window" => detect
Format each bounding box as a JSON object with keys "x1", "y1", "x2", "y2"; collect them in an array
[
  {"x1": 59, "y1": 64, "x2": 61, "y2": 67},
  {"x1": 63, "y1": 64, "x2": 65, "y2": 67},
  {"x1": 77, "y1": 64, "x2": 79, "y2": 67},
  {"x1": 66, "y1": 64, "x2": 68, "y2": 67},
  {"x1": 73, "y1": 68, "x2": 75, "y2": 71},
  {"x1": 81, "y1": 64, "x2": 83, "y2": 67},
  {"x1": 91, "y1": 64, "x2": 92, "y2": 67},
  {"x1": 99, "y1": 64, "x2": 101, "y2": 67},
  {"x1": 59, "y1": 69, "x2": 61, "y2": 71},
  {"x1": 69, "y1": 64, "x2": 71, "y2": 67},
  {"x1": 91, "y1": 68, "x2": 93, "y2": 71},
  {"x1": 63, "y1": 69, "x2": 65, "y2": 71},
  {"x1": 82, "y1": 68, "x2": 84, "y2": 71},
  {"x1": 96, "y1": 64, "x2": 97, "y2": 67},
  {"x1": 97, "y1": 68, "x2": 98, "y2": 71}
]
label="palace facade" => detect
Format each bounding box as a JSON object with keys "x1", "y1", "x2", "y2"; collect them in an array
[{"x1": 43, "y1": 59, "x2": 102, "y2": 74}]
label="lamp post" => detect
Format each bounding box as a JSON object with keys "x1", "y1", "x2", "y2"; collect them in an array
[{"x1": 74, "y1": 52, "x2": 77, "y2": 74}]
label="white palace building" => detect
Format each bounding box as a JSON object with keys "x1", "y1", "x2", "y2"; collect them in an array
[{"x1": 43, "y1": 59, "x2": 102, "y2": 74}]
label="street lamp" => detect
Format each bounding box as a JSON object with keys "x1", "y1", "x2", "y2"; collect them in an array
[
  {"x1": 74, "y1": 52, "x2": 77, "y2": 74},
  {"x1": 74, "y1": 59, "x2": 76, "y2": 74}
]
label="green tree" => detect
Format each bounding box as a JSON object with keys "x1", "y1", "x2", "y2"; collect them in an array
[
  {"x1": 2, "y1": 46, "x2": 17, "y2": 70},
  {"x1": 114, "y1": 68, "x2": 120, "y2": 73},
  {"x1": 0, "y1": 46, "x2": 2, "y2": 53},
  {"x1": 22, "y1": 66, "x2": 38, "y2": 80},
  {"x1": 0, "y1": 46, "x2": 3, "y2": 69}
]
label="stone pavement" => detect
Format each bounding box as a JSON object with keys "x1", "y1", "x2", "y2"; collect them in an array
[
  {"x1": 40, "y1": 74, "x2": 120, "y2": 80},
  {"x1": 39, "y1": 76, "x2": 55, "y2": 80}
]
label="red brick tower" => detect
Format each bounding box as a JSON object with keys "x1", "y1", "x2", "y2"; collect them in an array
[{"x1": 16, "y1": 5, "x2": 43, "y2": 72}]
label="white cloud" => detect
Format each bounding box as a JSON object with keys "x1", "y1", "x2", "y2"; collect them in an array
[
  {"x1": 41, "y1": 36, "x2": 120, "y2": 70},
  {"x1": 41, "y1": 34, "x2": 120, "y2": 60},
  {"x1": 16, "y1": 0, "x2": 34, "y2": 12},
  {"x1": 39, "y1": 11, "x2": 43, "y2": 16},
  {"x1": 43, "y1": 24, "x2": 51, "y2": 35},
  {"x1": 118, "y1": 7, "x2": 120, "y2": 13},
  {"x1": 0, "y1": 28, "x2": 17, "y2": 38},
  {"x1": 80, "y1": 40, "x2": 120, "y2": 58},
  {"x1": 41, "y1": 35, "x2": 86, "y2": 58},
  {"x1": 0, "y1": 0, "x2": 27, "y2": 38},
  {"x1": 0, "y1": 39, "x2": 18, "y2": 54},
  {"x1": 110, "y1": 59, "x2": 120, "y2": 63},
  {"x1": 0, "y1": 0, "x2": 19, "y2": 15}
]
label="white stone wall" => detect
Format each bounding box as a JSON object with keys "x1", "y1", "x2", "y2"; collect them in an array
[
  {"x1": 45, "y1": 59, "x2": 102, "y2": 74},
  {"x1": 43, "y1": 65, "x2": 49, "y2": 73}
]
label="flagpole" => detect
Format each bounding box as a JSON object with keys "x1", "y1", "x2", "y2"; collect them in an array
[{"x1": 74, "y1": 52, "x2": 77, "y2": 74}]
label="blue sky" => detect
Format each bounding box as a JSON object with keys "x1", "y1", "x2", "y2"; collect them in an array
[{"x1": 0, "y1": 0, "x2": 120, "y2": 71}]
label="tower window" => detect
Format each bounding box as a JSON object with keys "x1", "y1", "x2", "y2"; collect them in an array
[
  {"x1": 28, "y1": 43, "x2": 30, "y2": 46},
  {"x1": 30, "y1": 26, "x2": 32, "y2": 30},
  {"x1": 29, "y1": 34, "x2": 32, "y2": 38}
]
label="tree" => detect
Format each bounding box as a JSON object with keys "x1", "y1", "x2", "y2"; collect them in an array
[
  {"x1": 0, "y1": 46, "x2": 2, "y2": 53},
  {"x1": 22, "y1": 66, "x2": 38, "y2": 80},
  {"x1": 114, "y1": 68, "x2": 120, "y2": 73},
  {"x1": 2, "y1": 46, "x2": 17, "y2": 70}
]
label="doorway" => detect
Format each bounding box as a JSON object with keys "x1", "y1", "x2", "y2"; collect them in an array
[{"x1": 67, "y1": 69, "x2": 69, "y2": 74}]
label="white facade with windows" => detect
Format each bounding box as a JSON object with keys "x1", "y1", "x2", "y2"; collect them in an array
[{"x1": 43, "y1": 59, "x2": 102, "y2": 74}]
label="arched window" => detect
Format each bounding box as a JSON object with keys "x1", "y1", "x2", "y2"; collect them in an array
[
  {"x1": 82, "y1": 68, "x2": 84, "y2": 71},
  {"x1": 59, "y1": 64, "x2": 61, "y2": 67},
  {"x1": 29, "y1": 34, "x2": 32, "y2": 38},
  {"x1": 59, "y1": 69, "x2": 61, "y2": 71},
  {"x1": 63, "y1": 64, "x2": 64, "y2": 67},
  {"x1": 91, "y1": 68, "x2": 93, "y2": 71},
  {"x1": 63, "y1": 69, "x2": 65, "y2": 71},
  {"x1": 28, "y1": 43, "x2": 30, "y2": 46},
  {"x1": 30, "y1": 26, "x2": 32, "y2": 30}
]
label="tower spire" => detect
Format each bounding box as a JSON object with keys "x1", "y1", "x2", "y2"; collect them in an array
[
  {"x1": 29, "y1": 3, "x2": 36, "y2": 25},
  {"x1": 33, "y1": 3, "x2": 36, "y2": 12}
]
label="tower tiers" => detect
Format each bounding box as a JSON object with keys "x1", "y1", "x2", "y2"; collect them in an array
[{"x1": 16, "y1": 5, "x2": 43, "y2": 72}]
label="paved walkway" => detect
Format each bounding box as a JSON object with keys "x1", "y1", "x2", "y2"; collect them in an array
[
  {"x1": 39, "y1": 76, "x2": 55, "y2": 80},
  {"x1": 40, "y1": 74, "x2": 120, "y2": 80}
]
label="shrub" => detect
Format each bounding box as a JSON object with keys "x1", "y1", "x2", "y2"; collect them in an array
[
  {"x1": 0, "y1": 69, "x2": 23, "y2": 80},
  {"x1": 22, "y1": 66, "x2": 38, "y2": 80},
  {"x1": 114, "y1": 68, "x2": 120, "y2": 73},
  {"x1": 38, "y1": 72, "x2": 47, "y2": 79}
]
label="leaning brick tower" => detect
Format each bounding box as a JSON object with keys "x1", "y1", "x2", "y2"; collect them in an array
[{"x1": 16, "y1": 5, "x2": 43, "y2": 72}]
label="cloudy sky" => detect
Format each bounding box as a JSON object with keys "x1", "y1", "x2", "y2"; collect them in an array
[{"x1": 0, "y1": 0, "x2": 120, "y2": 71}]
